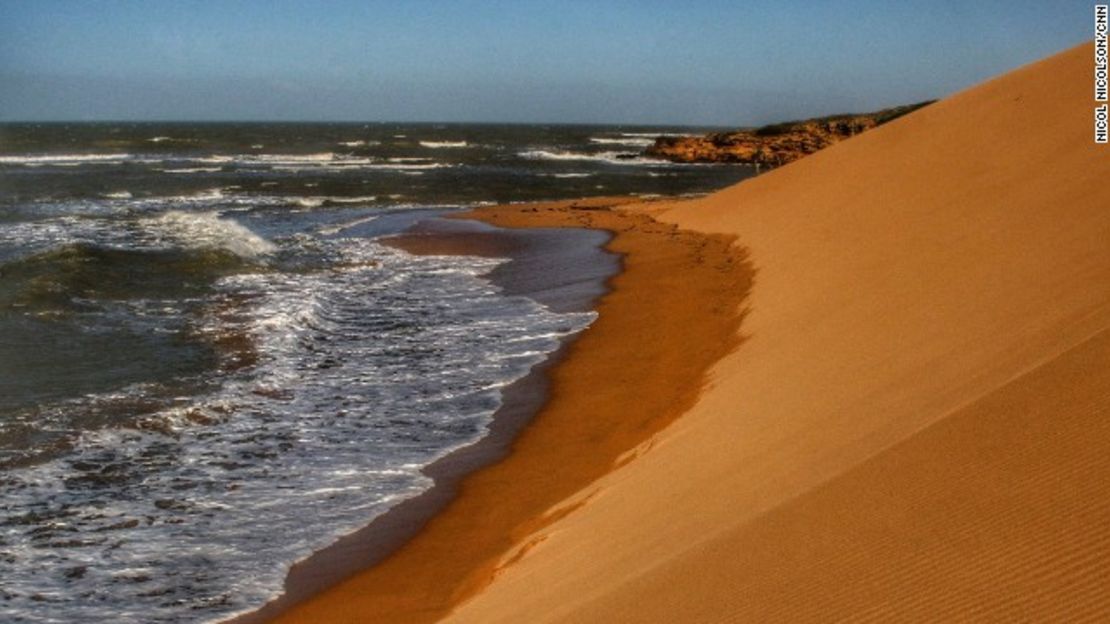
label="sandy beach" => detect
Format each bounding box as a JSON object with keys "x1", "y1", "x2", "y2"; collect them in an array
[
  {"x1": 252, "y1": 196, "x2": 752, "y2": 623},
  {"x1": 8, "y1": 5, "x2": 1102, "y2": 624},
  {"x1": 226, "y1": 214, "x2": 620, "y2": 624},
  {"x1": 242, "y1": 41, "x2": 1110, "y2": 623}
]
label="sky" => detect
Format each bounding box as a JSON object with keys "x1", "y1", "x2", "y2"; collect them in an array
[{"x1": 0, "y1": 0, "x2": 1095, "y2": 125}]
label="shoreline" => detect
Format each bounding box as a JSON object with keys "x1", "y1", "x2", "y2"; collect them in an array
[
  {"x1": 227, "y1": 202, "x2": 621, "y2": 624},
  {"x1": 238, "y1": 196, "x2": 753, "y2": 623}
]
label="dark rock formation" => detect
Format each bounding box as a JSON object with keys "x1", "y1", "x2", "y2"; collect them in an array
[{"x1": 646, "y1": 101, "x2": 934, "y2": 167}]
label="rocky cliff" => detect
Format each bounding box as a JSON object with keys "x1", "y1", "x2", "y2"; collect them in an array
[{"x1": 646, "y1": 101, "x2": 934, "y2": 167}]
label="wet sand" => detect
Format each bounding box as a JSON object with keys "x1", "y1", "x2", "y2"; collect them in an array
[
  {"x1": 227, "y1": 210, "x2": 619, "y2": 623},
  {"x1": 243, "y1": 196, "x2": 752, "y2": 623}
]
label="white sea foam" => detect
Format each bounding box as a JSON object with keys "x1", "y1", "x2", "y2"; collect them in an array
[
  {"x1": 589, "y1": 136, "x2": 656, "y2": 147},
  {"x1": 195, "y1": 155, "x2": 236, "y2": 164},
  {"x1": 0, "y1": 153, "x2": 132, "y2": 164},
  {"x1": 0, "y1": 196, "x2": 269, "y2": 267},
  {"x1": 293, "y1": 197, "x2": 326, "y2": 208},
  {"x1": 326, "y1": 195, "x2": 378, "y2": 203},
  {"x1": 0, "y1": 236, "x2": 595, "y2": 623},
  {"x1": 419, "y1": 140, "x2": 468, "y2": 148},
  {"x1": 94, "y1": 187, "x2": 226, "y2": 206},
  {"x1": 195, "y1": 152, "x2": 363, "y2": 166},
  {"x1": 370, "y1": 162, "x2": 450, "y2": 170},
  {"x1": 142, "y1": 211, "x2": 275, "y2": 258},
  {"x1": 162, "y1": 167, "x2": 223, "y2": 174},
  {"x1": 387, "y1": 157, "x2": 433, "y2": 163},
  {"x1": 271, "y1": 162, "x2": 451, "y2": 173},
  {"x1": 518, "y1": 149, "x2": 670, "y2": 166},
  {"x1": 256, "y1": 152, "x2": 338, "y2": 162},
  {"x1": 193, "y1": 153, "x2": 426, "y2": 170},
  {"x1": 292, "y1": 195, "x2": 380, "y2": 209}
]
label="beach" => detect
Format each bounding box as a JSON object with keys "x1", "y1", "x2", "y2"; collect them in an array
[
  {"x1": 4, "y1": 5, "x2": 1101, "y2": 624},
  {"x1": 248, "y1": 41, "x2": 1110, "y2": 622},
  {"x1": 251, "y1": 196, "x2": 753, "y2": 622},
  {"x1": 226, "y1": 212, "x2": 620, "y2": 623}
]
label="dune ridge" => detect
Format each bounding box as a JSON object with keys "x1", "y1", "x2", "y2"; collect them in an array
[{"x1": 444, "y1": 41, "x2": 1110, "y2": 622}]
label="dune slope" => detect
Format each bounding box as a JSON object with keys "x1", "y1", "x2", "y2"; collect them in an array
[{"x1": 445, "y1": 42, "x2": 1110, "y2": 622}]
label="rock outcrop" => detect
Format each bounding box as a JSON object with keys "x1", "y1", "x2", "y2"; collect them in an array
[{"x1": 646, "y1": 101, "x2": 934, "y2": 167}]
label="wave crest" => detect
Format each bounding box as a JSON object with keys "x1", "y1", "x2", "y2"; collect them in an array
[
  {"x1": 143, "y1": 211, "x2": 275, "y2": 258},
  {"x1": 518, "y1": 149, "x2": 668, "y2": 166}
]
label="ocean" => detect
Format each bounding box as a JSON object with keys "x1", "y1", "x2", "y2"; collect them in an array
[{"x1": 0, "y1": 122, "x2": 753, "y2": 623}]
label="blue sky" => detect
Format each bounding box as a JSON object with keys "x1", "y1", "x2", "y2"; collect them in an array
[{"x1": 0, "y1": 0, "x2": 1094, "y2": 124}]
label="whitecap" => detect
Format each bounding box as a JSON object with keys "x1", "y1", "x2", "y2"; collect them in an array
[
  {"x1": 290, "y1": 195, "x2": 378, "y2": 209},
  {"x1": 294, "y1": 197, "x2": 325, "y2": 208},
  {"x1": 141, "y1": 211, "x2": 275, "y2": 258},
  {"x1": 255, "y1": 152, "x2": 338, "y2": 163},
  {"x1": 326, "y1": 196, "x2": 378, "y2": 203},
  {"x1": 518, "y1": 149, "x2": 669, "y2": 166},
  {"x1": 195, "y1": 155, "x2": 236, "y2": 164},
  {"x1": 338, "y1": 140, "x2": 380, "y2": 148},
  {"x1": 0, "y1": 153, "x2": 132, "y2": 164},
  {"x1": 588, "y1": 136, "x2": 655, "y2": 147},
  {"x1": 368, "y1": 162, "x2": 451, "y2": 170},
  {"x1": 161, "y1": 167, "x2": 222, "y2": 174}
]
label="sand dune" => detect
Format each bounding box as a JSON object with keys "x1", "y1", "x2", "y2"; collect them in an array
[{"x1": 444, "y1": 42, "x2": 1110, "y2": 622}]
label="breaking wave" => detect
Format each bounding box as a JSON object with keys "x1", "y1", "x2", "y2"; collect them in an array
[{"x1": 518, "y1": 149, "x2": 670, "y2": 166}]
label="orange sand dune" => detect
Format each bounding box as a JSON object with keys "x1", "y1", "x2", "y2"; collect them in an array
[{"x1": 444, "y1": 42, "x2": 1110, "y2": 622}]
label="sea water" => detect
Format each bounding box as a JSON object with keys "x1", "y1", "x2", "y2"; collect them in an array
[{"x1": 0, "y1": 122, "x2": 753, "y2": 622}]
